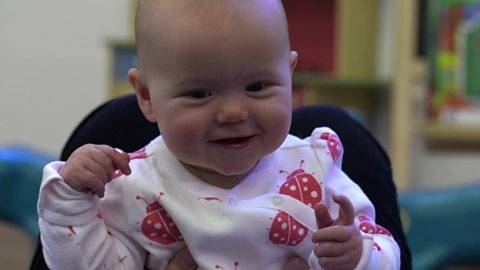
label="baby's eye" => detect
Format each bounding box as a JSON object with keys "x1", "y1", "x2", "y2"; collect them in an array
[
  {"x1": 245, "y1": 82, "x2": 267, "y2": 92},
  {"x1": 188, "y1": 90, "x2": 212, "y2": 99}
]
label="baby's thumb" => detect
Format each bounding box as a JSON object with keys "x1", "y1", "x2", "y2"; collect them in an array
[
  {"x1": 95, "y1": 145, "x2": 132, "y2": 175},
  {"x1": 116, "y1": 151, "x2": 132, "y2": 175},
  {"x1": 109, "y1": 148, "x2": 132, "y2": 175},
  {"x1": 314, "y1": 203, "x2": 333, "y2": 229}
]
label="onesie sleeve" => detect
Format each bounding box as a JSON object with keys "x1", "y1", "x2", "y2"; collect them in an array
[
  {"x1": 308, "y1": 127, "x2": 400, "y2": 270},
  {"x1": 37, "y1": 161, "x2": 146, "y2": 269}
]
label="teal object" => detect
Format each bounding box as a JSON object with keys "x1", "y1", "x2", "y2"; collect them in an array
[
  {"x1": 0, "y1": 146, "x2": 54, "y2": 242},
  {"x1": 398, "y1": 183, "x2": 480, "y2": 270}
]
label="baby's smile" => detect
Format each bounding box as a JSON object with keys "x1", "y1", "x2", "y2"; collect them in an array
[{"x1": 212, "y1": 135, "x2": 255, "y2": 149}]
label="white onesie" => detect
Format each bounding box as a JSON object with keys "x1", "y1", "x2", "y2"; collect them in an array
[{"x1": 38, "y1": 127, "x2": 400, "y2": 270}]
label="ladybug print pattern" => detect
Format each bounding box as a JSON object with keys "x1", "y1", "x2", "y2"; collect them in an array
[
  {"x1": 136, "y1": 192, "x2": 183, "y2": 245},
  {"x1": 201, "y1": 197, "x2": 223, "y2": 202},
  {"x1": 113, "y1": 147, "x2": 147, "y2": 178},
  {"x1": 278, "y1": 160, "x2": 322, "y2": 208},
  {"x1": 268, "y1": 160, "x2": 322, "y2": 246},
  {"x1": 375, "y1": 224, "x2": 392, "y2": 237},
  {"x1": 358, "y1": 215, "x2": 392, "y2": 236},
  {"x1": 358, "y1": 215, "x2": 393, "y2": 253},
  {"x1": 319, "y1": 132, "x2": 343, "y2": 162},
  {"x1": 373, "y1": 242, "x2": 382, "y2": 251},
  {"x1": 358, "y1": 215, "x2": 376, "y2": 234},
  {"x1": 269, "y1": 211, "x2": 307, "y2": 246}
]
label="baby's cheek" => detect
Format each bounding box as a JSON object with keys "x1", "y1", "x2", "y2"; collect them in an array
[{"x1": 162, "y1": 122, "x2": 199, "y2": 148}]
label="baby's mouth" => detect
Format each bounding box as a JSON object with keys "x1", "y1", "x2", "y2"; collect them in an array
[{"x1": 214, "y1": 136, "x2": 254, "y2": 149}]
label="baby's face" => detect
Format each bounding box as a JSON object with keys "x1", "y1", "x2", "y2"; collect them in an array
[{"x1": 136, "y1": 0, "x2": 296, "y2": 187}]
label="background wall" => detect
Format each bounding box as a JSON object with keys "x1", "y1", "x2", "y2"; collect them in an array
[
  {"x1": 0, "y1": 2, "x2": 131, "y2": 267},
  {"x1": 0, "y1": 0, "x2": 130, "y2": 157},
  {"x1": 0, "y1": 0, "x2": 479, "y2": 191}
]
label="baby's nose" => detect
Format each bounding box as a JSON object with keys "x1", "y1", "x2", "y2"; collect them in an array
[{"x1": 216, "y1": 101, "x2": 248, "y2": 124}]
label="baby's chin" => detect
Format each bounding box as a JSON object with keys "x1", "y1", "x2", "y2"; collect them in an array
[
  {"x1": 181, "y1": 160, "x2": 258, "y2": 188},
  {"x1": 210, "y1": 158, "x2": 262, "y2": 176}
]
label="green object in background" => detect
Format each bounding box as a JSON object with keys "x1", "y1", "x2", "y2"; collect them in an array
[
  {"x1": 434, "y1": 50, "x2": 458, "y2": 109},
  {"x1": 465, "y1": 18, "x2": 480, "y2": 99},
  {"x1": 0, "y1": 146, "x2": 54, "y2": 242},
  {"x1": 427, "y1": 0, "x2": 480, "y2": 115},
  {"x1": 398, "y1": 183, "x2": 480, "y2": 270}
]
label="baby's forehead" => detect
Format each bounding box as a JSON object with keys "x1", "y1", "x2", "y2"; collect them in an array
[
  {"x1": 135, "y1": 0, "x2": 289, "y2": 68},
  {"x1": 137, "y1": 0, "x2": 283, "y2": 26}
]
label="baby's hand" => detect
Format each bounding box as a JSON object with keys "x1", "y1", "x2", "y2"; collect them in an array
[
  {"x1": 311, "y1": 194, "x2": 362, "y2": 270},
  {"x1": 59, "y1": 144, "x2": 131, "y2": 197}
]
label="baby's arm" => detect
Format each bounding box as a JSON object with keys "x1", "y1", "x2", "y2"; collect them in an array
[
  {"x1": 38, "y1": 145, "x2": 147, "y2": 269},
  {"x1": 307, "y1": 127, "x2": 400, "y2": 270}
]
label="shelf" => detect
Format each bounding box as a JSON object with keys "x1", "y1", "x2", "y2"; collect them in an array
[
  {"x1": 293, "y1": 71, "x2": 390, "y2": 90},
  {"x1": 423, "y1": 123, "x2": 480, "y2": 146}
]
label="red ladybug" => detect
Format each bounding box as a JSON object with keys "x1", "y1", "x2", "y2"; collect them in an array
[
  {"x1": 279, "y1": 160, "x2": 322, "y2": 208},
  {"x1": 373, "y1": 242, "x2": 382, "y2": 251},
  {"x1": 320, "y1": 132, "x2": 343, "y2": 162},
  {"x1": 136, "y1": 192, "x2": 183, "y2": 245},
  {"x1": 269, "y1": 211, "x2": 308, "y2": 246},
  {"x1": 268, "y1": 161, "x2": 322, "y2": 246},
  {"x1": 358, "y1": 215, "x2": 392, "y2": 236},
  {"x1": 375, "y1": 224, "x2": 392, "y2": 236},
  {"x1": 358, "y1": 215, "x2": 376, "y2": 234}
]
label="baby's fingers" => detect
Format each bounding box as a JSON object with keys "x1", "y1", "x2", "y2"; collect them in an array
[
  {"x1": 66, "y1": 168, "x2": 107, "y2": 197},
  {"x1": 313, "y1": 239, "x2": 362, "y2": 270},
  {"x1": 95, "y1": 145, "x2": 131, "y2": 176},
  {"x1": 316, "y1": 254, "x2": 355, "y2": 270},
  {"x1": 313, "y1": 241, "x2": 346, "y2": 258},
  {"x1": 332, "y1": 194, "x2": 354, "y2": 226},
  {"x1": 83, "y1": 171, "x2": 107, "y2": 197},
  {"x1": 60, "y1": 144, "x2": 131, "y2": 196}
]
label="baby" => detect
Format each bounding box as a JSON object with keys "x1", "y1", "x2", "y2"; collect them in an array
[{"x1": 37, "y1": 0, "x2": 400, "y2": 269}]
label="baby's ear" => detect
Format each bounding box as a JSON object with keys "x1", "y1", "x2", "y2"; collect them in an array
[
  {"x1": 128, "y1": 68, "x2": 156, "y2": 123},
  {"x1": 289, "y1": 51, "x2": 298, "y2": 75}
]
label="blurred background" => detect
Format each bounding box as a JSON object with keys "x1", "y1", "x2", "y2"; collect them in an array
[{"x1": 1, "y1": 0, "x2": 480, "y2": 269}]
